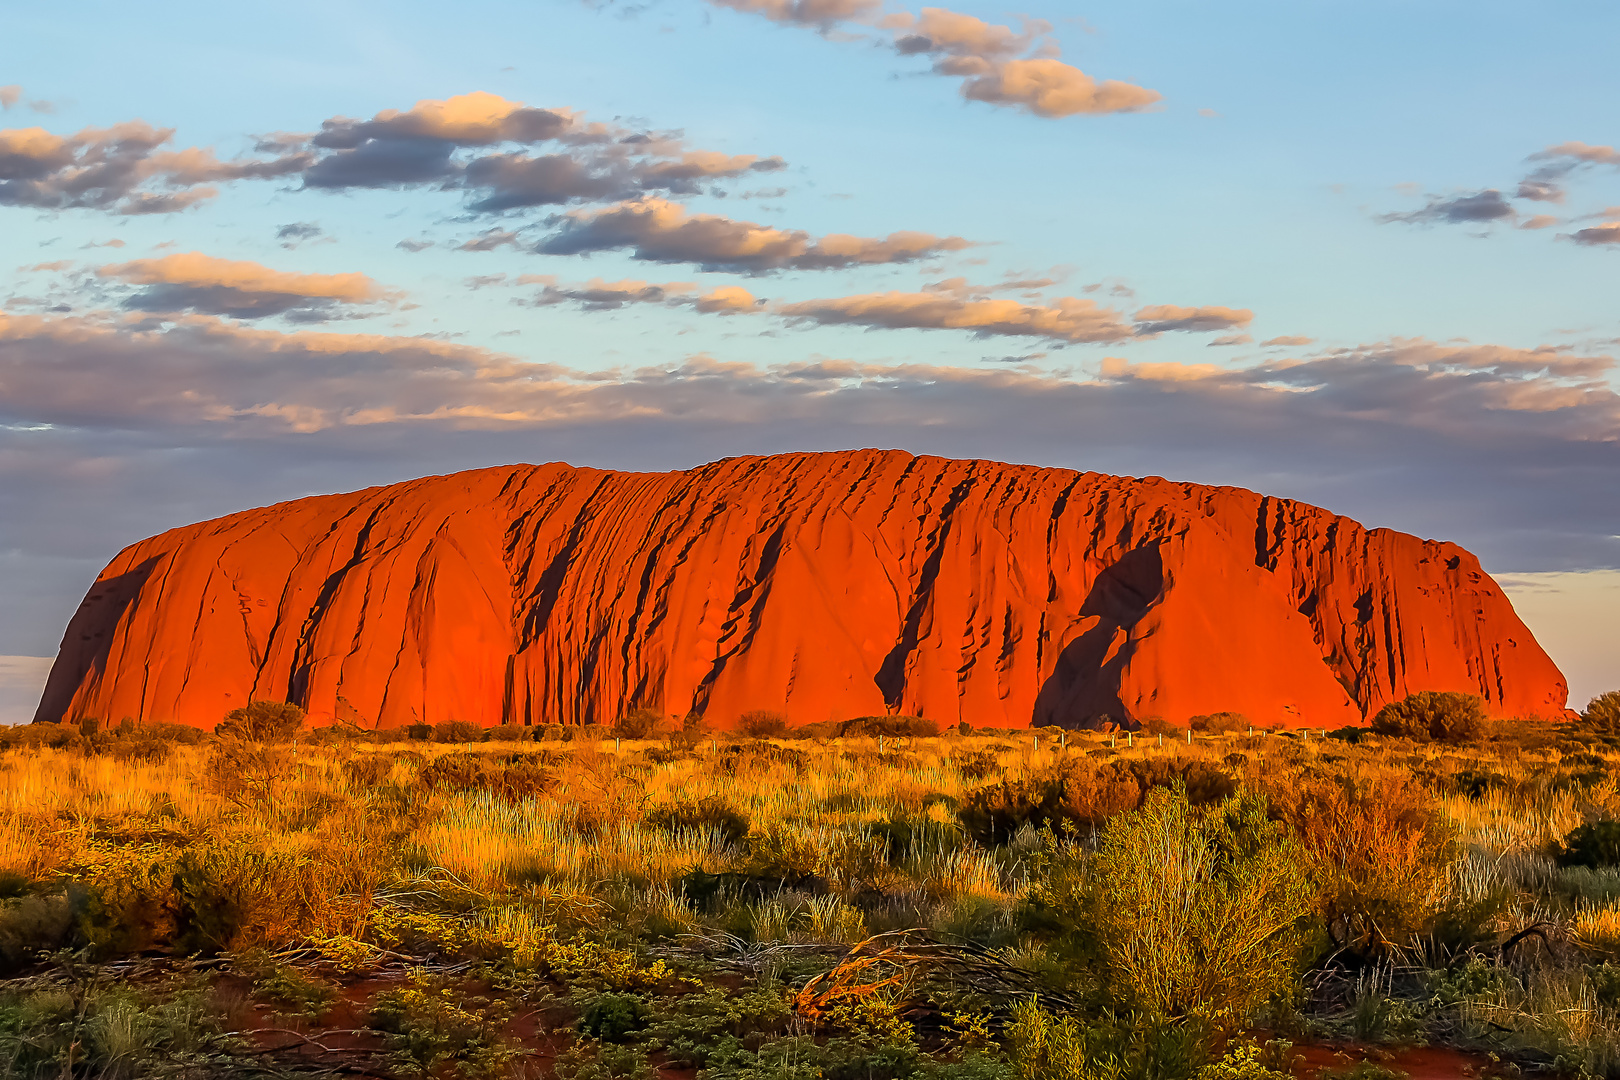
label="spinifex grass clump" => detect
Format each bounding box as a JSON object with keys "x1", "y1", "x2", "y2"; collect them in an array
[{"x1": 0, "y1": 708, "x2": 1616, "y2": 1079}]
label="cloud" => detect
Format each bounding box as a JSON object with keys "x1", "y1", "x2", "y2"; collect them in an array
[
  {"x1": 1131, "y1": 304, "x2": 1253, "y2": 335},
  {"x1": 0, "y1": 120, "x2": 311, "y2": 214},
  {"x1": 706, "y1": 0, "x2": 883, "y2": 28},
  {"x1": 1517, "y1": 141, "x2": 1620, "y2": 204},
  {"x1": 96, "y1": 252, "x2": 391, "y2": 320},
  {"x1": 890, "y1": 8, "x2": 1161, "y2": 118},
  {"x1": 694, "y1": 285, "x2": 761, "y2": 313},
  {"x1": 0, "y1": 87, "x2": 19, "y2": 110},
  {"x1": 457, "y1": 228, "x2": 523, "y2": 251},
  {"x1": 289, "y1": 91, "x2": 789, "y2": 208},
  {"x1": 0, "y1": 314, "x2": 1614, "y2": 592},
  {"x1": 1568, "y1": 222, "x2": 1620, "y2": 247},
  {"x1": 774, "y1": 289, "x2": 1134, "y2": 342},
  {"x1": 1261, "y1": 335, "x2": 1313, "y2": 347},
  {"x1": 536, "y1": 198, "x2": 971, "y2": 271},
  {"x1": 1378, "y1": 188, "x2": 1516, "y2": 226},
  {"x1": 1520, "y1": 214, "x2": 1559, "y2": 230},
  {"x1": 532, "y1": 273, "x2": 1248, "y2": 344},
  {"x1": 533, "y1": 277, "x2": 692, "y2": 311},
  {"x1": 705, "y1": 2, "x2": 1160, "y2": 119},
  {"x1": 950, "y1": 57, "x2": 1162, "y2": 118},
  {"x1": 275, "y1": 221, "x2": 323, "y2": 248},
  {"x1": 396, "y1": 238, "x2": 435, "y2": 253}
]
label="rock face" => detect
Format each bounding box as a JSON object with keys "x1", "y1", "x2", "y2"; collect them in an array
[{"x1": 35, "y1": 451, "x2": 1567, "y2": 731}]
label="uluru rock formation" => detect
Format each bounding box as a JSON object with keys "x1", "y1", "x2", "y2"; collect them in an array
[{"x1": 35, "y1": 450, "x2": 1567, "y2": 732}]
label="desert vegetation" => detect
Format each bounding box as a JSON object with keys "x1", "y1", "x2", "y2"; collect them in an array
[{"x1": 0, "y1": 692, "x2": 1616, "y2": 1079}]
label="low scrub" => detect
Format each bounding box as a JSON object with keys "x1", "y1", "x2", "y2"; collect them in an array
[
  {"x1": 418, "y1": 752, "x2": 553, "y2": 803},
  {"x1": 1370, "y1": 691, "x2": 1489, "y2": 744}
]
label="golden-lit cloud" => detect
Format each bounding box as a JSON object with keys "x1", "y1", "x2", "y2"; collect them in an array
[
  {"x1": 705, "y1": 2, "x2": 1159, "y2": 119},
  {"x1": 293, "y1": 91, "x2": 787, "y2": 208},
  {"x1": 96, "y1": 252, "x2": 391, "y2": 320},
  {"x1": 537, "y1": 198, "x2": 970, "y2": 271},
  {"x1": 775, "y1": 289, "x2": 1134, "y2": 342}
]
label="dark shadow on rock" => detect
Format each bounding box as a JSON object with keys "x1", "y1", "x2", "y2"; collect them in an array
[
  {"x1": 31, "y1": 556, "x2": 161, "y2": 724},
  {"x1": 1032, "y1": 544, "x2": 1164, "y2": 730}
]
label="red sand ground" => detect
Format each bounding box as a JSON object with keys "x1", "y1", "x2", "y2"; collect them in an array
[{"x1": 34, "y1": 450, "x2": 1567, "y2": 732}]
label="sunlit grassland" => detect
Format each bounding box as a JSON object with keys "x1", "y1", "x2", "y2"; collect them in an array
[{"x1": 0, "y1": 722, "x2": 1618, "y2": 1078}]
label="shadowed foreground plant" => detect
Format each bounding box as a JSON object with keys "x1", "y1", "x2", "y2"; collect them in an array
[{"x1": 1583, "y1": 691, "x2": 1620, "y2": 736}]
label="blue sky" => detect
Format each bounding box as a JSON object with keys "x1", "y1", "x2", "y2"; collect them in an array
[{"x1": 1, "y1": 0, "x2": 1617, "y2": 715}]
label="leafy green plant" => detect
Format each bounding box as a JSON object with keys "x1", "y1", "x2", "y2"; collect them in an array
[
  {"x1": 1087, "y1": 788, "x2": 1312, "y2": 1024},
  {"x1": 369, "y1": 970, "x2": 521, "y2": 1079},
  {"x1": 579, "y1": 991, "x2": 650, "y2": 1041}
]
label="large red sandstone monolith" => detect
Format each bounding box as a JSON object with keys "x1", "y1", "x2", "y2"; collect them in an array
[{"x1": 33, "y1": 451, "x2": 1568, "y2": 731}]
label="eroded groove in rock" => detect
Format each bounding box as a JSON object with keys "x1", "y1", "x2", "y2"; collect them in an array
[{"x1": 34, "y1": 450, "x2": 1568, "y2": 731}]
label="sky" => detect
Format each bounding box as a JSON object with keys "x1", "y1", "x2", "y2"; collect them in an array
[{"x1": 1, "y1": 0, "x2": 1617, "y2": 721}]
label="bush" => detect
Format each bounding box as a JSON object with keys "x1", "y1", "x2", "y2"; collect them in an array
[
  {"x1": 343, "y1": 755, "x2": 394, "y2": 786},
  {"x1": 840, "y1": 715, "x2": 940, "y2": 738},
  {"x1": 216, "y1": 699, "x2": 306, "y2": 741},
  {"x1": 645, "y1": 797, "x2": 751, "y2": 847},
  {"x1": 1555, "y1": 820, "x2": 1620, "y2": 868},
  {"x1": 204, "y1": 743, "x2": 293, "y2": 807},
  {"x1": 434, "y1": 721, "x2": 484, "y2": 744},
  {"x1": 579, "y1": 992, "x2": 650, "y2": 1041},
  {"x1": 1267, "y1": 773, "x2": 1455, "y2": 957},
  {"x1": 1370, "y1": 691, "x2": 1488, "y2": 744},
  {"x1": 614, "y1": 709, "x2": 662, "y2": 739},
  {"x1": 1087, "y1": 788, "x2": 1312, "y2": 1023},
  {"x1": 739, "y1": 710, "x2": 789, "y2": 738},
  {"x1": 1582, "y1": 691, "x2": 1620, "y2": 735},
  {"x1": 1190, "y1": 712, "x2": 1249, "y2": 734},
  {"x1": 0, "y1": 892, "x2": 75, "y2": 970},
  {"x1": 485, "y1": 724, "x2": 530, "y2": 742},
  {"x1": 418, "y1": 753, "x2": 552, "y2": 803},
  {"x1": 957, "y1": 760, "x2": 1237, "y2": 845}
]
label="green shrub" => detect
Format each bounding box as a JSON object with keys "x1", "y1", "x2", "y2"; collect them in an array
[
  {"x1": 578, "y1": 991, "x2": 649, "y2": 1041},
  {"x1": 1087, "y1": 788, "x2": 1312, "y2": 1023},
  {"x1": 253, "y1": 964, "x2": 336, "y2": 1017},
  {"x1": 1370, "y1": 691, "x2": 1488, "y2": 744},
  {"x1": 1582, "y1": 691, "x2": 1620, "y2": 735},
  {"x1": 369, "y1": 971, "x2": 519, "y2": 1079},
  {"x1": 0, "y1": 892, "x2": 75, "y2": 970},
  {"x1": 215, "y1": 699, "x2": 305, "y2": 741},
  {"x1": 1555, "y1": 820, "x2": 1620, "y2": 868}
]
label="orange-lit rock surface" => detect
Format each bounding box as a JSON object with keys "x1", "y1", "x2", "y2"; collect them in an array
[{"x1": 34, "y1": 451, "x2": 1568, "y2": 731}]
